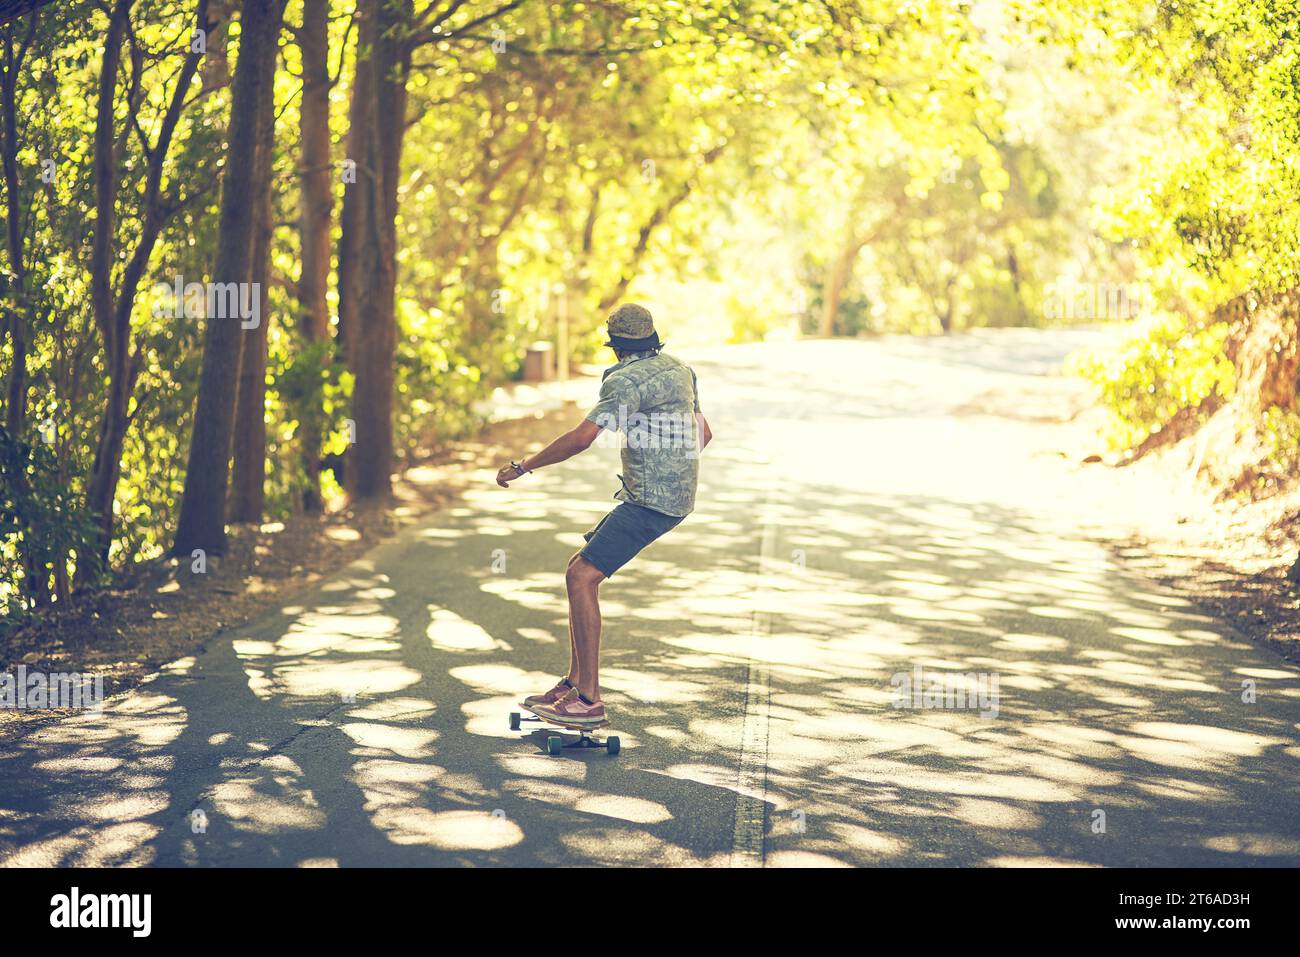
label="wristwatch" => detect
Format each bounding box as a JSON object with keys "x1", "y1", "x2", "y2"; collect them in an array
[{"x1": 510, "y1": 460, "x2": 531, "y2": 477}]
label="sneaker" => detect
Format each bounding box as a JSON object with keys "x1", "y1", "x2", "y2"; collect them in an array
[
  {"x1": 530, "y1": 688, "x2": 607, "y2": 728},
  {"x1": 521, "y1": 677, "x2": 573, "y2": 709}
]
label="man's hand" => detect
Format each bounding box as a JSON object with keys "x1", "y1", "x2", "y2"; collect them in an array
[
  {"x1": 698, "y1": 413, "x2": 713, "y2": 452},
  {"x1": 494, "y1": 420, "x2": 602, "y2": 489},
  {"x1": 495, "y1": 462, "x2": 526, "y2": 488}
]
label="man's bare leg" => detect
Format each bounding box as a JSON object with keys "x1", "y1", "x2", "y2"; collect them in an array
[
  {"x1": 564, "y1": 553, "x2": 582, "y2": 688},
  {"x1": 565, "y1": 555, "x2": 606, "y2": 701}
]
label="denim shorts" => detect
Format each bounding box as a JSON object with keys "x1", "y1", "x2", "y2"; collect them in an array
[{"x1": 580, "y1": 502, "x2": 684, "y2": 577}]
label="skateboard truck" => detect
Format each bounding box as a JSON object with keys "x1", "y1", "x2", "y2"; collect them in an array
[{"x1": 510, "y1": 711, "x2": 621, "y2": 756}]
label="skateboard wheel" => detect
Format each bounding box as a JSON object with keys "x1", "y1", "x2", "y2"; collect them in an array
[
  {"x1": 509, "y1": 712, "x2": 521, "y2": 731},
  {"x1": 606, "y1": 735, "x2": 620, "y2": 756},
  {"x1": 546, "y1": 735, "x2": 563, "y2": 756}
]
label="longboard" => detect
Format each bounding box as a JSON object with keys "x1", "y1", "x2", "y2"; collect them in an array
[{"x1": 509, "y1": 708, "x2": 620, "y2": 755}]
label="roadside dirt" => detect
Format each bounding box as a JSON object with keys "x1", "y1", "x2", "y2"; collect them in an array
[
  {"x1": 1101, "y1": 490, "x2": 1300, "y2": 665},
  {"x1": 984, "y1": 371, "x2": 1300, "y2": 665}
]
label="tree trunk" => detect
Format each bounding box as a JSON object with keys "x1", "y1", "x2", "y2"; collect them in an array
[
  {"x1": 938, "y1": 276, "x2": 957, "y2": 334},
  {"x1": 296, "y1": 0, "x2": 331, "y2": 511},
  {"x1": 229, "y1": 21, "x2": 279, "y2": 524},
  {"x1": 1, "y1": 16, "x2": 30, "y2": 435},
  {"x1": 297, "y1": 0, "x2": 330, "y2": 343},
  {"x1": 84, "y1": 0, "x2": 210, "y2": 574},
  {"x1": 0, "y1": 15, "x2": 40, "y2": 603},
  {"x1": 83, "y1": 0, "x2": 136, "y2": 574},
  {"x1": 463, "y1": 241, "x2": 504, "y2": 376},
  {"x1": 338, "y1": 0, "x2": 411, "y2": 501},
  {"x1": 173, "y1": 0, "x2": 284, "y2": 556},
  {"x1": 199, "y1": 0, "x2": 236, "y2": 92},
  {"x1": 819, "y1": 234, "x2": 865, "y2": 338},
  {"x1": 334, "y1": 0, "x2": 374, "y2": 370}
]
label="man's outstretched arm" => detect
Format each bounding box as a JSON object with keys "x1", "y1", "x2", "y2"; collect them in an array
[{"x1": 496, "y1": 419, "x2": 602, "y2": 487}]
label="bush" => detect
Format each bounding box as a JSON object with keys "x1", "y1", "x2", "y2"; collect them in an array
[
  {"x1": 1255, "y1": 406, "x2": 1300, "y2": 492},
  {"x1": 0, "y1": 427, "x2": 103, "y2": 628},
  {"x1": 395, "y1": 299, "x2": 488, "y2": 458},
  {"x1": 1068, "y1": 312, "x2": 1236, "y2": 450}
]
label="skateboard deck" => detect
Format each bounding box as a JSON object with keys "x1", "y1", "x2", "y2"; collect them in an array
[{"x1": 509, "y1": 708, "x2": 620, "y2": 755}]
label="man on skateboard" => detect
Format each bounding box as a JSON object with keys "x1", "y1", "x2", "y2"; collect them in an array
[{"x1": 496, "y1": 303, "x2": 711, "y2": 730}]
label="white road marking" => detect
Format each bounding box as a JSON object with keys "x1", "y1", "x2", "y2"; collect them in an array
[{"x1": 730, "y1": 489, "x2": 777, "y2": 867}]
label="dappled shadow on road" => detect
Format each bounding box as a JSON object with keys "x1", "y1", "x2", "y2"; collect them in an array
[
  {"x1": 0, "y1": 457, "x2": 750, "y2": 865},
  {"x1": 744, "y1": 491, "x2": 1300, "y2": 866},
  {"x1": 3, "y1": 452, "x2": 1299, "y2": 867}
]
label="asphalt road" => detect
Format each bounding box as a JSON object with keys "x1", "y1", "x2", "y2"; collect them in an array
[{"x1": 3, "y1": 331, "x2": 1300, "y2": 867}]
